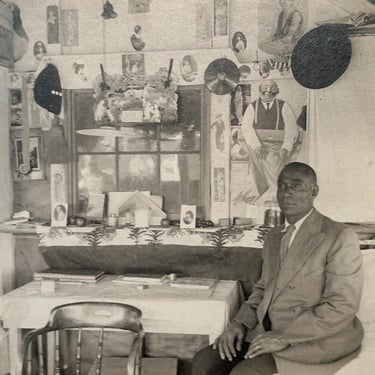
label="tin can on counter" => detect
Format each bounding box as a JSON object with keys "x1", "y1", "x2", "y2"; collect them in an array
[{"x1": 264, "y1": 208, "x2": 284, "y2": 227}]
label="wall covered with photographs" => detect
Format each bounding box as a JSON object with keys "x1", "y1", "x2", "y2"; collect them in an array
[{"x1": 6, "y1": 0, "x2": 364, "y2": 223}]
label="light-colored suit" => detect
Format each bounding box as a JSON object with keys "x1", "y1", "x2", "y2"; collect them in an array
[{"x1": 235, "y1": 209, "x2": 364, "y2": 370}]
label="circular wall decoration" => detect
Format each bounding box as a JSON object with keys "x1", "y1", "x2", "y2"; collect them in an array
[
  {"x1": 204, "y1": 58, "x2": 240, "y2": 95},
  {"x1": 291, "y1": 24, "x2": 352, "y2": 89}
]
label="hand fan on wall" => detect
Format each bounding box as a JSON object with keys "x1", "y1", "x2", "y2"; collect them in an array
[{"x1": 204, "y1": 58, "x2": 240, "y2": 95}]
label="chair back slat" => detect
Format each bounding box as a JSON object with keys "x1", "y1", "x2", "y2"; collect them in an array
[
  {"x1": 54, "y1": 330, "x2": 61, "y2": 375},
  {"x1": 37, "y1": 334, "x2": 45, "y2": 375},
  {"x1": 75, "y1": 328, "x2": 82, "y2": 375},
  {"x1": 49, "y1": 302, "x2": 143, "y2": 331},
  {"x1": 95, "y1": 328, "x2": 104, "y2": 375},
  {"x1": 25, "y1": 340, "x2": 32, "y2": 375}
]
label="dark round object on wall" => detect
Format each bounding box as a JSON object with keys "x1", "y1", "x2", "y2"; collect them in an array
[
  {"x1": 291, "y1": 24, "x2": 352, "y2": 89},
  {"x1": 204, "y1": 58, "x2": 240, "y2": 95}
]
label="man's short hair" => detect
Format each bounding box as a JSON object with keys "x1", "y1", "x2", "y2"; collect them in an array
[{"x1": 280, "y1": 162, "x2": 317, "y2": 184}]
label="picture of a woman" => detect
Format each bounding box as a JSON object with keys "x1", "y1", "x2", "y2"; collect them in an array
[{"x1": 54, "y1": 204, "x2": 67, "y2": 222}]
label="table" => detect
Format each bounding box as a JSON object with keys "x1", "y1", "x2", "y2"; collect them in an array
[{"x1": 0, "y1": 276, "x2": 241, "y2": 375}]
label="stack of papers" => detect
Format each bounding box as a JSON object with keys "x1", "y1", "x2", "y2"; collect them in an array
[
  {"x1": 34, "y1": 268, "x2": 105, "y2": 283},
  {"x1": 170, "y1": 278, "x2": 217, "y2": 290},
  {"x1": 112, "y1": 274, "x2": 168, "y2": 285}
]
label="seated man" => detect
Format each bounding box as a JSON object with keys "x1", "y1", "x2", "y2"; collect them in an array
[{"x1": 192, "y1": 162, "x2": 363, "y2": 375}]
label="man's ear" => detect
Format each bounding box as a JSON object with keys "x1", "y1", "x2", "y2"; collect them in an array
[{"x1": 311, "y1": 184, "x2": 319, "y2": 198}]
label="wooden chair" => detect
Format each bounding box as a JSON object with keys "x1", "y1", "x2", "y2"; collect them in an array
[{"x1": 21, "y1": 302, "x2": 145, "y2": 375}]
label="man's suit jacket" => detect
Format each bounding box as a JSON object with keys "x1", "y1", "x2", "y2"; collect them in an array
[{"x1": 234, "y1": 209, "x2": 364, "y2": 365}]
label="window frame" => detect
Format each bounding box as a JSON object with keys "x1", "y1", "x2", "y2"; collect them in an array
[{"x1": 66, "y1": 85, "x2": 211, "y2": 220}]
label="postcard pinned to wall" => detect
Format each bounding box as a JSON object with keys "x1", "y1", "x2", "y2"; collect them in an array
[
  {"x1": 61, "y1": 9, "x2": 79, "y2": 47},
  {"x1": 51, "y1": 203, "x2": 68, "y2": 227},
  {"x1": 196, "y1": 3, "x2": 213, "y2": 44},
  {"x1": 213, "y1": 167, "x2": 226, "y2": 202},
  {"x1": 213, "y1": 0, "x2": 229, "y2": 47},
  {"x1": 50, "y1": 164, "x2": 67, "y2": 204},
  {"x1": 47, "y1": 5, "x2": 60, "y2": 44},
  {"x1": 180, "y1": 205, "x2": 196, "y2": 229}
]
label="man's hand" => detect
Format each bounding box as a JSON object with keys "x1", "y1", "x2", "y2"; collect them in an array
[
  {"x1": 212, "y1": 321, "x2": 246, "y2": 361},
  {"x1": 245, "y1": 332, "x2": 289, "y2": 359}
]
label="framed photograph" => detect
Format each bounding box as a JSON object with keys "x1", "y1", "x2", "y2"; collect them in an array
[
  {"x1": 10, "y1": 107, "x2": 23, "y2": 128},
  {"x1": 180, "y1": 205, "x2": 196, "y2": 229},
  {"x1": 13, "y1": 137, "x2": 43, "y2": 180},
  {"x1": 51, "y1": 203, "x2": 68, "y2": 227},
  {"x1": 86, "y1": 193, "x2": 105, "y2": 220}
]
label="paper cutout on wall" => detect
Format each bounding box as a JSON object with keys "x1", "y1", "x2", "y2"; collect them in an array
[
  {"x1": 257, "y1": 0, "x2": 308, "y2": 57},
  {"x1": 102, "y1": 0, "x2": 118, "y2": 19},
  {"x1": 211, "y1": 114, "x2": 225, "y2": 153},
  {"x1": 213, "y1": 167, "x2": 226, "y2": 202},
  {"x1": 61, "y1": 9, "x2": 79, "y2": 47},
  {"x1": 47, "y1": 5, "x2": 59, "y2": 44},
  {"x1": 130, "y1": 25, "x2": 146, "y2": 51}
]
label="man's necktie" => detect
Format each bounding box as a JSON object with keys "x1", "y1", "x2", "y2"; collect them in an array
[
  {"x1": 280, "y1": 224, "x2": 296, "y2": 260},
  {"x1": 266, "y1": 103, "x2": 270, "y2": 111}
]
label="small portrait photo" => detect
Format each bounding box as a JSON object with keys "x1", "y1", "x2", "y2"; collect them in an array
[
  {"x1": 128, "y1": 0, "x2": 150, "y2": 14},
  {"x1": 10, "y1": 89, "x2": 22, "y2": 106},
  {"x1": 180, "y1": 55, "x2": 198, "y2": 82},
  {"x1": 9, "y1": 73, "x2": 22, "y2": 88},
  {"x1": 10, "y1": 107, "x2": 22, "y2": 127},
  {"x1": 122, "y1": 53, "x2": 145, "y2": 76},
  {"x1": 33, "y1": 41, "x2": 47, "y2": 61},
  {"x1": 232, "y1": 31, "x2": 247, "y2": 53},
  {"x1": 51, "y1": 203, "x2": 68, "y2": 227},
  {"x1": 239, "y1": 65, "x2": 251, "y2": 81},
  {"x1": 180, "y1": 205, "x2": 196, "y2": 229}
]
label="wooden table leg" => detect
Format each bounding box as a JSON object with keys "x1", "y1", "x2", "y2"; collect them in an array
[{"x1": 8, "y1": 326, "x2": 22, "y2": 375}]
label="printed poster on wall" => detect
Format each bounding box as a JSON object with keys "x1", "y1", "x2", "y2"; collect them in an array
[{"x1": 258, "y1": 0, "x2": 308, "y2": 57}]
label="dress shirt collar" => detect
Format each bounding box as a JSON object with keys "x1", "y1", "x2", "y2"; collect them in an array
[
  {"x1": 260, "y1": 99, "x2": 275, "y2": 109},
  {"x1": 282, "y1": 208, "x2": 314, "y2": 238}
]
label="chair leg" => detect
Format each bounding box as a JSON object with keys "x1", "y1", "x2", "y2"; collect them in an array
[
  {"x1": 95, "y1": 328, "x2": 104, "y2": 375},
  {"x1": 75, "y1": 328, "x2": 82, "y2": 375},
  {"x1": 54, "y1": 330, "x2": 61, "y2": 375}
]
